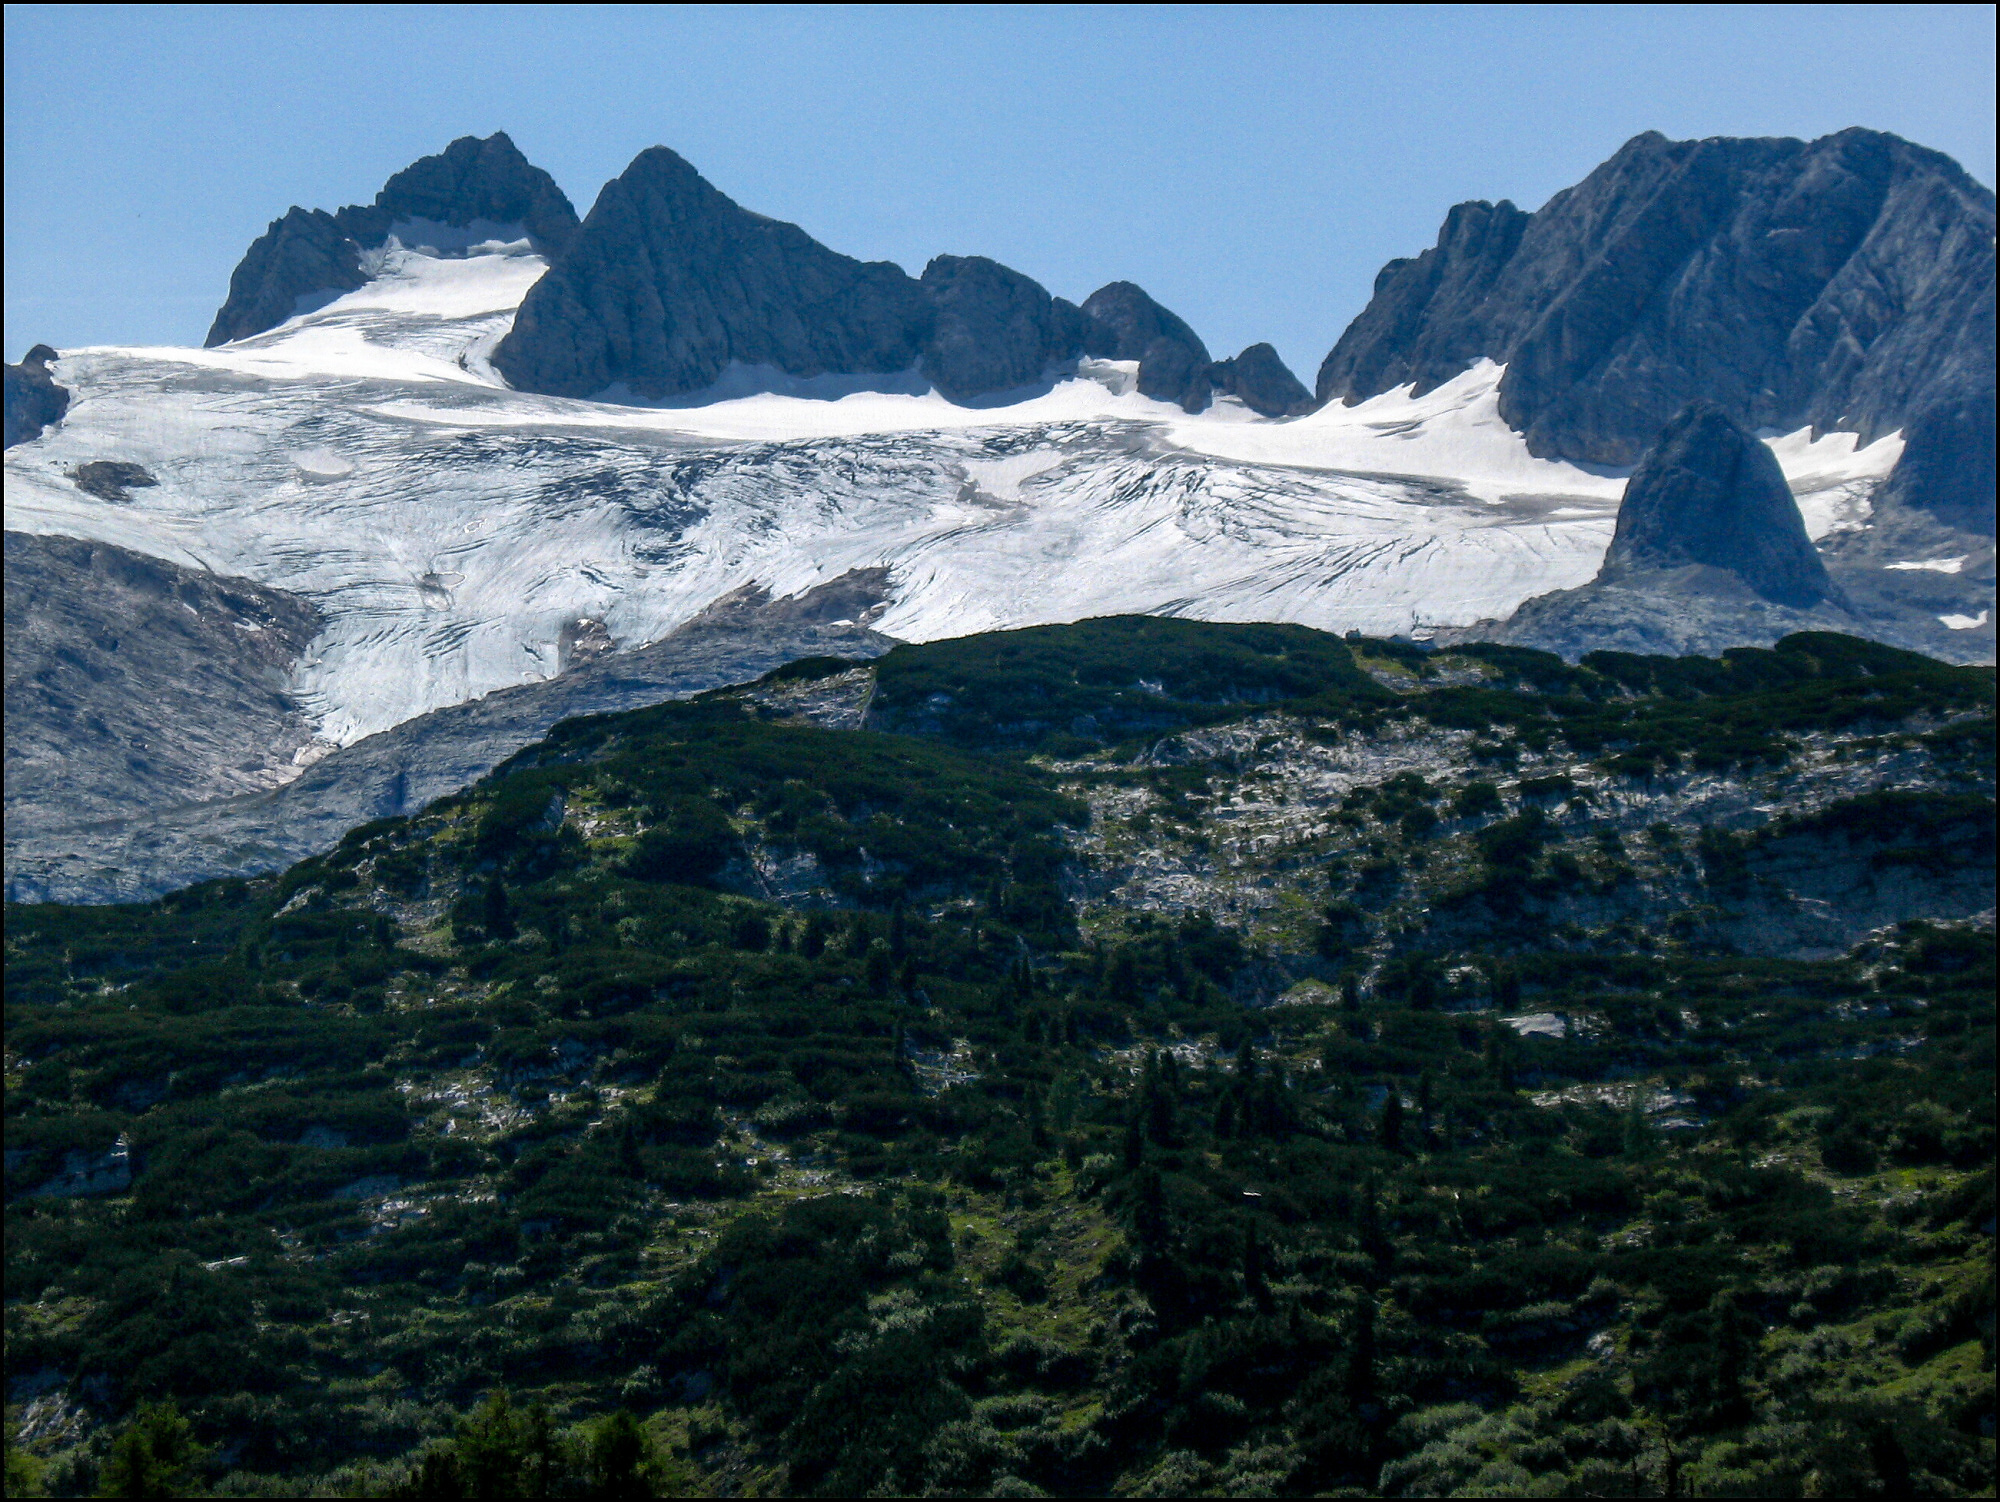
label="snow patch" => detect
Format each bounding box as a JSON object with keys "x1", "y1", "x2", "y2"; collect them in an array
[
  {"x1": 382, "y1": 217, "x2": 534, "y2": 257},
  {"x1": 1939, "y1": 609, "x2": 1989, "y2": 630},
  {"x1": 291, "y1": 448, "x2": 355, "y2": 481},
  {"x1": 1164, "y1": 362, "x2": 1629, "y2": 505},
  {"x1": 1886, "y1": 556, "x2": 1967, "y2": 574},
  {"x1": 961, "y1": 450, "x2": 1066, "y2": 502}
]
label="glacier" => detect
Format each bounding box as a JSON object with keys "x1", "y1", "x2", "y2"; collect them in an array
[{"x1": 3, "y1": 241, "x2": 1907, "y2": 749}]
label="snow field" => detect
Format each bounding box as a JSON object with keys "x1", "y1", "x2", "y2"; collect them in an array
[{"x1": 3, "y1": 245, "x2": 1909, "y2": 747}]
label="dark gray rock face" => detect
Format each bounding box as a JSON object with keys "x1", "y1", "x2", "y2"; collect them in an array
[
  {"x1": 1318, "y1": 129, "x2": 1997, "y2": 522},
  {"x1": 1079, "y1": 280, "x2": 1210, "y2": 363},
  {"x1": 1870, "y1": 388, "x2": 1996, "y2": 534},
  {"x1": 206, "y1": 133, "x2": 579, "y2": 346},
  {"x1": 918, "y1": 255, "x2": 1085, "y2": 400},
  {"x1": 493, "y1": 146, "x2": 933, "y2": 399},
  {"x1": 204, "y1": 207, "x2": 372, "y2": 347},
  {"x1": 364, "y1": 131, "x2": 580, "y2": 254},
  {"x1": 1317, "y1": 200, "x2": 1530, "y2": 404},
  {"x1": 1074, "y1": 283, "x2": 1307, "y2": 415},
  {"x1": 1437, "y1": 411, "x2": 1995, "y2": 665},
  {"x1": 1079, "y1": 281, "x2": 1214, "y2": 409},
  {"x1": 1601, "y1": 402, "x2": 1830, "y2": 607},
  {"x1": 1135, "y1": 336, "x2": 1213, "y2": 412},
  {"x1": 494, "y1": 147, "x2": 1093, "y2": 404},
  {"x1": 5, "y1": 345, "x2": 70, "y2": 448},
  {"x1": 4, "y1": 570, "x2": 897, "y2": 905},
  {"x1": 4, "y1": 531, "x2": 324, "y2": 836},
  {"x1": 1210, "y1": 343, "x2": 1314, "y2": 418},
  {"x1": 67, "y1": 461, "x2": 158, "y2": 503}
]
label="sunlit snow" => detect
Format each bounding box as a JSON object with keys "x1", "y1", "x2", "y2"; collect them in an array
[{"x1": 3, "y1": 246, "x2": 1906, "y2": 748}]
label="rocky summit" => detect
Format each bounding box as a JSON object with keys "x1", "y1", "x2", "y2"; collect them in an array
[
  {"x1": 205, "y1": 132, "x2": 579, "y2": 346},
  {"x1": 490, "y1": 145, "x2": 936, "y2": 399},
  {"x1": 1316, "y1": 128, "x2": 1997, "y2": 521}
]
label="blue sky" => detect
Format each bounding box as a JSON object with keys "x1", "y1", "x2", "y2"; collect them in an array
[{"x1": 5, "y1": 4, "x2": 1994, "y2": 378}]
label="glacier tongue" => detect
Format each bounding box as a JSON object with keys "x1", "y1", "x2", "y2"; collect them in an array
[{"x1": 2, "y1": 246, "x2": 1905, "y2": 748}]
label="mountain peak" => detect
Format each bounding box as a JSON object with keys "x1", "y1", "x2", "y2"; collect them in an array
[
  {"x1": 1601, "y1": 401, "x2": 1830, "y2": 607},
  {"x1": 368, "y1": 131, "x2": 579, "y2": 254},
  {"x1": 492, "y1": 144, "x2": 1105, "y2": 405},
  {"x1": 1316, "y1": 127, "x2": 1995, "y2": 528},
  {"x1": 205, "y1": 133, "x2": 579, "y2": 346}
]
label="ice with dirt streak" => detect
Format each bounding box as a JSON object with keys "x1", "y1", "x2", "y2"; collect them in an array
[{"x1": 3, "y1": 243, "x2": 1903, "y2": 748}]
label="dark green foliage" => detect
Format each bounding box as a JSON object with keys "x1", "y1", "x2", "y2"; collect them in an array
[
  {"x1": 866, "y1": 614, "x2": 1387, "y2": 752},
  {"x1": 387, "y1": 1392, "x2": 668, "y2": 1498},
  {"x1": 1451, "y1": 780, "x2": 1502, "y2": 819},
  {"x1": 1430, "y1": 631, "x2": 1992, "y2": 773},
  {"x1": 1759, "y1": 790, "x2": 1997, "y2": 873},
  {"x1": 4, "y1": 621, "x2": 1992, "y2": 1498},
  {"x1": 619, "y1": 797, "x2": 740, "y2": 886},
  {"x1": 100, "y1": 1401, "x2": 212, "y2": 1499}
]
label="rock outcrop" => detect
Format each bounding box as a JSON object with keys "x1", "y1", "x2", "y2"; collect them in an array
[
  {"x1": 1079, "y1": 280, "x2": 1210, "y2": 365},
  {"x1": 919, "y1": 255, "x2": 1089, "y2": 400},
  {"x1": 493, "y1": 146, "x2": 1098, "y2": 404},
  {"x1": 1080, "y1": 280, "x2": 1213, "y2": 407},
  {"x1": 203, "y1": 207, "x2": 373, "y2": 347},
  {"x1": 1075, "y1": 283, "x2": 1310, "y2": 416},
  {"x1": 1438, "y1": 404, "x2": 1994, "y2": 663},
  {"x1": 206, "y1": 132, "x2": 579, "y2": 345},
  {"x1": 67, "y1": 461, "x2": 157, "y2": 503},
  {"x1": 1600, "y1": 402, "x2": 1830, "y2": 607},
  {"x1": 1318, "y1": 129, "x2": 1996, "y2": 522},
  {"x1": 1210, "y1": 343, "x2": 1315, "y2": 418},
  {"x1": 4, "y1": 345, "x2": 69, "y2": 447},
  {"x1": 4, "y1": 531, "x2": 325, "y2": 833}
]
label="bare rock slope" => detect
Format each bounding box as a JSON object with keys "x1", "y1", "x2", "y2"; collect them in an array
[
  {"x1": 4, "y1": 571, "x2": 896, "y2": 905},
  {"x1": 4, "y1": 531, "x2": 324, "y2": 833}
]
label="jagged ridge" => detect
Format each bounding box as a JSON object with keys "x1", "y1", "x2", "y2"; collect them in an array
[
  {"x1": 205, "y1": 132, "x2": 580, "y2": 346},
  {"x1": 1317, "y1": 128, "x2": 1997, "y2": 525}
]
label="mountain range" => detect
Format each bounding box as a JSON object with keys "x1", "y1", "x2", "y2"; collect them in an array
[
  {"x1": 4, "y1": 126, "x2": 1994, "y2": 901},
  {"x1": 2, "y1": 121, "x2": 1995, "y2": 1500}
]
